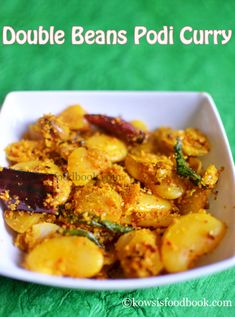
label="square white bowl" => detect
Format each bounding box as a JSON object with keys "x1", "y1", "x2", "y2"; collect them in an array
[{"x1": 0, "y1": 91, "x2": 234, "y2": 290}]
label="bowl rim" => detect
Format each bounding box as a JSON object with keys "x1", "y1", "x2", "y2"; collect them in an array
[
  {"x1": 0, "y1": 90, "x2": 234, "y2": 290},
  {"x1": 0, "y1": 256, "x2": 235, "y2": 290}
]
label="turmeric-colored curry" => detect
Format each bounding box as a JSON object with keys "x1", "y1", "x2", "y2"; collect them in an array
[{"x1": 2, "y1": 105, "x2": 226, "y2": 278}]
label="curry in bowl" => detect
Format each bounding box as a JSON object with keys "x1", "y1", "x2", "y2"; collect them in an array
[{"x1": 0, "y1": 104, "x2": 226, "y2": 279}]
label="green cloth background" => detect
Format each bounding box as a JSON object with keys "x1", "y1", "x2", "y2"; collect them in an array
[{"x1": 0, "y1": 0, "x2": 234, "y2": 316}]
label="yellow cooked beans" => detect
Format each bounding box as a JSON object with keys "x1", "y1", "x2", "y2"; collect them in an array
[
  {"x1": 58, "y1": 105, "x2": 89, "y2": 131},
  {"x1": 161, "y1": 212, "x2": 226, "y2": 272},
  {"x1": 68, "y1": 147, "x2": 110, "y2": 186},
  {"x1": 130, "y1": 120, "x2": 149, "y2": 132},
  {"x1": 86, "y1": 134, "x2": 127, "y2": 162},
  {"x1": 2, "y1": 104, "x2": 226, "y2": 279},
  {"x1": 24, "y1": 236, "x2": 104, "y2": 277},
  {"x1": 4, "y1": 211, "x2": 43, "y2": 233},
  {"x1": 19, "y1": 222, "x2": 60, "y2": 250},
  {"x1": 115, "y1": 229, "x2": 163, "y2": 277},
  {"x1": 74, "y1": 184, "x2": 123, "y2": 222},
  {"x1": 125, "y1": 153, "x2": 184, "y2": 199}
]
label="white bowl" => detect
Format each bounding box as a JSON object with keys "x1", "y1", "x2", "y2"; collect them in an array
[{"x1": 0, "y1": 91, "x2": 234, "y2": 290}]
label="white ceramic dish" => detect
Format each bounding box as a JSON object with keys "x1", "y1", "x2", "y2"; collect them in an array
[{"x1": 0, "y1": 91, "x2": 234, "y2": 290}]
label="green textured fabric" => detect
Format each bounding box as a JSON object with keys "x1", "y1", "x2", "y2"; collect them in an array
[{"x1": 0, "y1": 1, "x2": 235, "y2": 316}]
